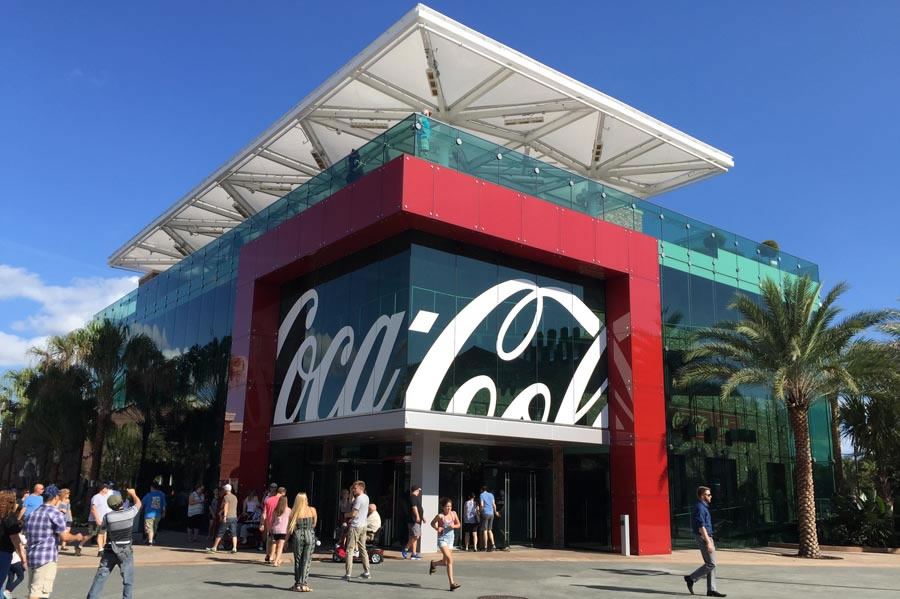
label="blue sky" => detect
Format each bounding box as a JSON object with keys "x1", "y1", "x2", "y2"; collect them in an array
[{"x1": 1, "y1": 0, "x2": 898, "y2": 372}]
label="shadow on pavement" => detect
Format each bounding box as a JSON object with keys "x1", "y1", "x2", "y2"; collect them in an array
[
  {"x1": 593, "y1": 568, "x2": 672, "y2": 576},
  {"x1": 573, "y1": 584, "x2": 687, "y2": 595}
]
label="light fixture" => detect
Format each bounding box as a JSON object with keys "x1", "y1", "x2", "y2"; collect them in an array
[
  {"x1": 350, "y1": 120, "x2": 389, "y2": 130},
  {"x1": 503, "y1": 115, "x2": 545, "y2": 126},
  {"x1": 425, "y1": 69, "x2": 439, "y2": 97}
]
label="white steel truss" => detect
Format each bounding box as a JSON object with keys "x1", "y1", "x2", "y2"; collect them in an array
[{"x1": 110, "y1": 3, "x2": 733, "y2": 273}]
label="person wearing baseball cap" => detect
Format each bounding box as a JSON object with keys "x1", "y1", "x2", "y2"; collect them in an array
[
  {"x1": 24, "y1": 485, "x2": 85, "y2": 598},
  {"x1": 85, "y1": 487, "x2": 141, "y2": 599},
  {"x1": 207, "y1": 484, "x2": 239, "y2": 554}
]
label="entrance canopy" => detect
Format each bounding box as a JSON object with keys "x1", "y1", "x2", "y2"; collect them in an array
[{"x1": 110, "y1": 3, "x2": 733, "y2": 273}]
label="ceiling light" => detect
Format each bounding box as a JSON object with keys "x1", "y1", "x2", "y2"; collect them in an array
[
  {"x1": 425, "y1": 69, "x2": 439, "y2": 97},
  {"x1": 311, "y1": 151, "x2": 327, "y2": 170},
  {"x1": 503, "y1": 115, "x2": 545, "y2": 126}
]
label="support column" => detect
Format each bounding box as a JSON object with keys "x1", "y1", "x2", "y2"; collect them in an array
[
  {"x1": 552, "y1": 446, "x2": 565, "y2": 548},
  {"x1": 411, "y1": 431, "x2": 440, "y2": 554}
]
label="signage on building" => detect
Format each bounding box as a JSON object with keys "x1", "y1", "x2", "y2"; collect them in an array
[{"x1": 274, "y1": 278, "x2": 608, "y2": 428}]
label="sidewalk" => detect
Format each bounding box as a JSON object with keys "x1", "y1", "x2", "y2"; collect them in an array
[{"x1": 57, "y1": 531, "x2": 900, "y2": 570}]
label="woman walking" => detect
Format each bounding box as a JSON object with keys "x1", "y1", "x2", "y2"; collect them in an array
[
  {"x1": 269, "y1": 495, "x2": 290, "y2": 566},
  {"x1": 187, "y1": 484, "x2": 206, "y2": 542},
  {"x1": 57, "y1": 488, "x2": 73, "y2": 550},
  {"x1": 0, "y1": 491, "x2": 26, "y2": 592},
  {"x1": 462, "y1": 492, "x2": 478, "y2": 551},
  {"x1": 287, "y1": 493, "x2": 317, "y2": 592},
  {"x1": 428, "y1": 497, "x2": 461, "y2": 591}
]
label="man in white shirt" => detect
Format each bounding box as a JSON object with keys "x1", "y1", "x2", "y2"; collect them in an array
[
  {"x1": 77, "y1": 483, "x2": 112, "y2": 557},
  {"x1": 341, "y1": 481, "x2": 371, "y2": 581}
]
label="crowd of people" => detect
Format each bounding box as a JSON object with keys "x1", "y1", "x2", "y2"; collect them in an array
[{"x1": 0, "y1": 478, "x2": 727, "y2": 597}]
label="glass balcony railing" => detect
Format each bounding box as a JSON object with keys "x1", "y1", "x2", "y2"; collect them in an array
[{"x1": 99, "y1": 112, "x2": 817, "y2": 324}]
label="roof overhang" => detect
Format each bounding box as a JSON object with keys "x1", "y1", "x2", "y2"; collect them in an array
[{"x1": 110, "y1": 3, "x2": 733, "y2": 272}]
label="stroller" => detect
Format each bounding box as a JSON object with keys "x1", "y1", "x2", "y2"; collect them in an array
[{"x1": 331, "y1": 520, "x2": 384, "y2": 565}]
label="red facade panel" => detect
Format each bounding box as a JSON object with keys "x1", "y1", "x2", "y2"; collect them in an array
[{"x1": 224, "y1": 155, "x2": 670, "y2": 553}]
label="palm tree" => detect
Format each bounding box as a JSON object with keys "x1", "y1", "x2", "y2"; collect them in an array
[
  {"x1": 181, "y1": 337, "x2": 231, "y2": 484},
  {"x1": 82, "y1": 319, "x2": 130, "y2": 483},
  {"x1": 676, "y1": 276, "x2": 890, "y2": 558}
]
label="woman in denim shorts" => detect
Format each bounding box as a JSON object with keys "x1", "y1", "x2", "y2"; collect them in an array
[{"x1": 428, "y1": 497, "x2": 461, "y2": 591}]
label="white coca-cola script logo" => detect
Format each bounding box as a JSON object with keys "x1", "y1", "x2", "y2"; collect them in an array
[{"x1": 274, "y1": 279, "x2": 608, "y2": 428}]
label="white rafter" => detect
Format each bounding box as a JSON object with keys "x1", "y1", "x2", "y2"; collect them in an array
[{"x1": 109, "y1": 4, "x2": 732, "y2": 273}]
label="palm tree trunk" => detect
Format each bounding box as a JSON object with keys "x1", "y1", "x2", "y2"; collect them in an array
[
  {"x1": 829, "y1": 395, "x2": 844, "y2": 493},
  {"x1": 789, "y1": 406, "x2": 821, "y2": 558},
  {"x1": 876, "y1": 474, "x2": 895, "y2": 514},
  {"x1": 89, "y1": 410, "x2": 109, "y2": 483}
]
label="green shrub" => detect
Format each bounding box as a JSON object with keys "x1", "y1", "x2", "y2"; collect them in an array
[{"x1": 818, "y1": 493, "x2": 897, "y2": 547}]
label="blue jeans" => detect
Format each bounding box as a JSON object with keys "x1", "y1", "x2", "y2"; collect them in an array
[
  {"x1": 86, "y1": 547, "x2": 134, "y2": 599},
  {"x1": 0, "y1": 552, "x2": 11, "y2": 592},
  {"x1": 6, "y1": 561, "x2": 25, "y2": 592}
]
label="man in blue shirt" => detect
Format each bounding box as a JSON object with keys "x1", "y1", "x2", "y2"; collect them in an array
[
  {"x1": 141, "y1": 483, "x2": 167, "y2": 546},
  {"x1": 478, "y1": 486, "x2": 499, "y2": 552},
  {"x1": 684, "y1": 486, "x2": 726, "y2": 597},
  {"x1": 18, "y1": 483, "x2": 45, "y2": 520}
]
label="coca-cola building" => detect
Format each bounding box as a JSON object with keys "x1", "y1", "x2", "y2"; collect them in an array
[{"x1": 99, "y1": 6, "x2": 834, "y2": 554}]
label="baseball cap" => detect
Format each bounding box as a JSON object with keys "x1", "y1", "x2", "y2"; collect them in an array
[
  {"x1": 107, "y1": 493, "x2": 123, "y2": 509},
  {"x1": 223, "y1": 483, "x2": 233, "y2": 492},
  {"x1": 43, "y1": 485, "x2": 61, "y2": 501},
  {"x1": 268, "y1": 483, "x2": 277, "y2": 488}
]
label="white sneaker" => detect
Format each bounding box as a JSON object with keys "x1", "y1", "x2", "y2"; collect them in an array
[
  {"x1": 360, "y1": 572, "x2": 371, "y2": 579},
  {"x1": 341, "y1": 574, "x2": 352, "y2": 581}
]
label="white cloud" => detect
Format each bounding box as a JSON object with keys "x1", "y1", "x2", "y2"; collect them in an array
[{"x1": 0, "y1": 265, "x2": 138, "y2": 368}]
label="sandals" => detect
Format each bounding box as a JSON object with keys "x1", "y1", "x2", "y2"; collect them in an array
[
  {"x1": 290, "y1": 585, "x2": 313, "y2": 592},
  {"x1": 429, "y1": 562, "x2": 436, "y2": 575}
]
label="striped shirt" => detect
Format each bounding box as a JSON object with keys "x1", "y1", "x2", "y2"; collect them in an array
[
  {"x1": 24, "y1": 504, "x2": 67, "y2": 568},
  {"x1": 102, "y1": 505, "x2": 140, "y2": 547}
]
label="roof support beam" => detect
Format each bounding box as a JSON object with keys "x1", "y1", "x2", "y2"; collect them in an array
[
  {"x1": 258, "y1": 149, "x2": 321, "y2": 177},
  {"x1": 448, "y1": 67, "x2": 513, "y2": 114},
  {"x1": 357, "y1": 71, "x2": 436, "y2": 112},
  {"x1": 192, "y1": 200, "x2": 244, "y2": 221},
  {"x1": 137, "y1": 243, "x2": 185, "y2": 260},
  {"x1": 168, "y1": 218, "x2": 239, "y2": 228},
  {"x1": 595, "y1": 139, "x2": 665, "y2": 173},
  {"x1": 307, "y1": 117, "x2": 379, "y2": 142},
  {"x1": 115, "y1": 257, "x2": 181, "y2": 267},
  {"x1": 227, "y1": 173, "x2": 308, "y2": 185},
  {"x1": 608, "y1": 160, "x2": 712, "y2": 177},
  {"x1": 314, "y1": 107, "x2": 413, "y2": 120},
  {"x1": 589, "y1": 114, "x2": 607, "y2": 170},
  {"x1": 420, "y1": 29, "x2": 447, "y2": 113},
  {"x1": 220, "y1": 181, "x2": 258, "y2": 217},
  {"x1": 458, "y1": 99, "x2": 583, "y2": 121},
  {"x1": 297, "y1": 121, "x2": 332, "y2": 169},
  {"x1": 161, "y1": 225, "x2": 196, "y2": 255},
  {"x1": 523, "y1": 109, "x2": 592, "y2": 142}
]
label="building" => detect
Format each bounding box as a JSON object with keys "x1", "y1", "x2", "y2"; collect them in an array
[{"x1": 98, "y1": 5, "x2": 836, "y2": 554}]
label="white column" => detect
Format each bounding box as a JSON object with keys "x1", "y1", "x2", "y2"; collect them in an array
[{"x1": 411, "y1": 430, "x2": 440, "y2": 553}]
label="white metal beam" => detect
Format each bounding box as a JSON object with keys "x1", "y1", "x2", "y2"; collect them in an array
[
  {"x1": 161, "y1": 225, "x2": 196, "y2": 254},
  {"x1": 447, "y1": 67, "x2": 513, "y2": 114},
  {"x1": 420, "y1": 29, "x2": 447, "y2": 113},
  {"x1": 137, "y1": 243, "x2": 184, "y2": 260},
  {"x1": 608, "y1": 160, "x2": 712, "y2": 177},
  {"x1": 357, "y1": 71, "x2": 436, "y2": 112},
  {"x1": 298, "y1": 121, "x2": 332, "y2": 168},
  {"x1": 258, "y1": 149, "x2": 321, "y2": 177},
  {"x1": 307, "y1": 117, "x2": 379, "y2": 142},
  {"x1": 220, "y1": 181, "x2": 258, "y2": 216},
  {"x1": 594, "y1": 139, "x2": 665, "y2": 172},
  {"x1": 192, "y1": 200, "x2": 244, "y2": 221},
  {"x1": 457, "y1": 99, "x2": 582, "y2": 121}
]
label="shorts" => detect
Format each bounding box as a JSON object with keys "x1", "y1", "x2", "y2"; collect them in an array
[
  {"x1": 88, "y1": 522, "x2": 101, "y2": 536},
  {"x1": 438, "y1": 530, "x2": 455, "y2": 548},
  {"x1": 217, "y1": 517, "x2": 238, "y2": 538},
  {"x1": 188, "y1": 514, "x2": 206, "y2": 529},
  {"x1": 479, "y1": 514, "x2": 494, "y2": 531},
  {"x1": 144, "y1": 516, "x2": 160, "y2": 535},
  {"x1": 407, "y1": 522, "x2": 421, "y2": 538},
  {"x1": 272, "y1": 533, "x2": 286, "y2": 541},
  {"x1": 463, "y1": 522, "x2": 477, "y2": 534},
  {"x1": 28, "y1": 561, "x2": 58, "y2": 598}
]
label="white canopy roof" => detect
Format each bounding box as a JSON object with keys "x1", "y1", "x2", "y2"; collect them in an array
[{"x1": 110, "y1": 3, "x2": 733, "y2": 272}]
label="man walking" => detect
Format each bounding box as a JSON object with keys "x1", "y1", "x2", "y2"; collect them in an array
[
  {"x1": 141, "y1": 483, "x2": 166, "y2": 546},
  {"x1": 479, "y1": 486, "x2": 499, "y2": 552},
  {"x1": 207, "y1": 484, "x2": 238, "y2": 554},
  {"x1": 23, "y1": 485, "x2": 84, "y2": 599},
  {"x1": 78, "y1": 483, "x2": 112, "y2": 557},
  {"x1": 684, "y1": 486, "x2": 726, "y2": 597},
  {"x1": 85, "y1": 488, "x2": 142, "y2": 599},
  {"x1": 341, "y1": 481, "x2": 371, "y2": 581},
  {"x1": 18, "y1": 484, "x2": 44, "y2": 521},
  {"x1": 401, "y1": 485, "x2": 423, "y2": 560}
]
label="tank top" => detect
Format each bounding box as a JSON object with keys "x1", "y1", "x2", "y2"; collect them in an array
[{"x1": 439, "y1": 512, "x2": 455, "y2": 534}]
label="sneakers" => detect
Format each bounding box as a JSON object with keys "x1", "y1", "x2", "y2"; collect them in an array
[
  {"x1": 74, "y1": 546, "x2": 82, "y2": 556},
  {"x1": 206, "y1": 547, "x2": 217, "y2": 553},
  {"x1": 341, "y1": 574, "x2": 352, "y2": 581},
  {"x1": 411, "y1": 554, "x2": 422, "y2": 560},
  {"x1": 4, "y1": 589, "x2": 13, "y2": 599},
  {"x1": 231, "y1": 548, "x2": 238, "y2": 554},
  {"x1": 359, "y1": 572, "x2": 371, "y2": 579},
  {"x1": 706, "y1": 592, "x2": 727, "y2": 597},
  {"x1": 401, "y1": 548, "x2": 408, "y2": 559}
]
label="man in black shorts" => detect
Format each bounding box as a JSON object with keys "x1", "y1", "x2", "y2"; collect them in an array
[{"x1": 401, "y1": 486, "x2": 423, "y2": 560}]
